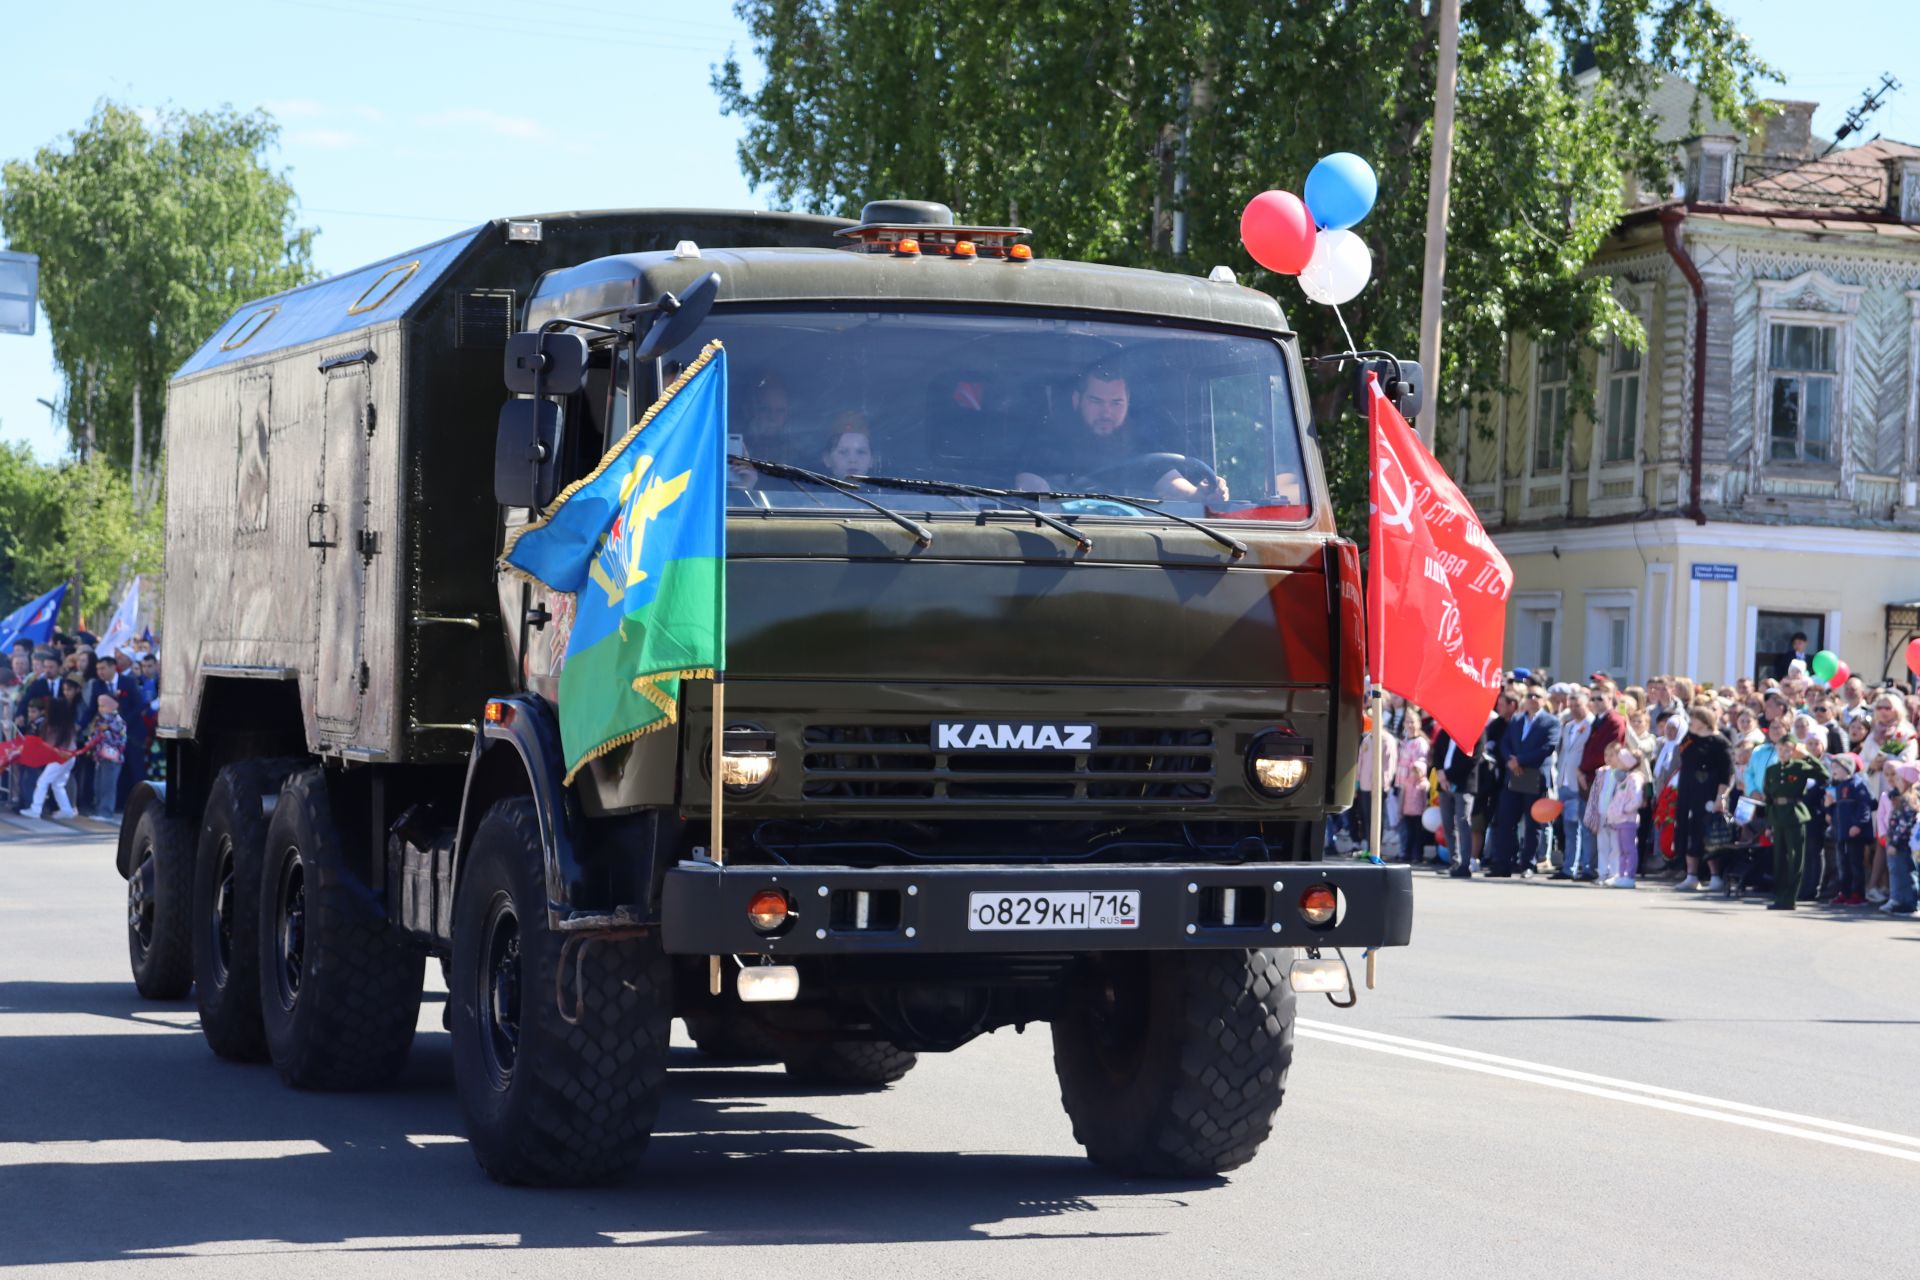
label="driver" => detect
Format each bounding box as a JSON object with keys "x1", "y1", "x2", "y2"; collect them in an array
[{"x1": 1014, "y1": 364, "x2": 1227, "y2": 502}]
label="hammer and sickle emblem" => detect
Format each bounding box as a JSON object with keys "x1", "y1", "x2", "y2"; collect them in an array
[{"x1": 1373, "y1": 432, "x2": 1417, "y2": 532}]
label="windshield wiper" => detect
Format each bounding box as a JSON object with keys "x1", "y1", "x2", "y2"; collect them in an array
[
  {"x1": 848, "y1": 474, "x2": 1092, "y2": 553},
  {"x1": 732, "y1": 456, "x2": 933, "y2": 548},
  {"x1": 1012, "y1": 488, "x2": 1249, "y2": 561}
]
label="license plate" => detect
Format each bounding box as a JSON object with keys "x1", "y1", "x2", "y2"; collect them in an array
[{"x1": 966, "y1": 890, "x2": 1139, "y2": 931}]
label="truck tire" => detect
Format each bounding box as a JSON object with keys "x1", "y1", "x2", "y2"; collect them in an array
[
  {"x1": 1052, "y1": 948, "x2": 1295, "y2": 1177},
  {"x1": 683, "y1": 1010, "x2": 782, "y2": 1061},
  {"x1": 258, "y1": 767, "x2": 423, "y2": 1089},
  {"x1": 451, "y1": 798, "x2": 671, "y2": 1186},
  {"x1": 126, "y1": 806, "x2": 195, "y2": 1000},
  {"x1": 191, "y1": 759, "x2": 297, "y2": 1061},
  {"x1": 782, "y1": 1039, "x2": 918, "y2": 1087}
]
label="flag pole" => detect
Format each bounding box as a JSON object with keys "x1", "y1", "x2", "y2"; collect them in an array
[
  {"x1": 708, "y1": 671, "x2": 726, "y2": 996},
  {"x1": 708, "y1": 363, "x2": 730, "y2": 999}
]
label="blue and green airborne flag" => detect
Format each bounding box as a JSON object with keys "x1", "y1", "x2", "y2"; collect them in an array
[{"x1": 502, "y1": 341, "x2": 727, "y2": 782}]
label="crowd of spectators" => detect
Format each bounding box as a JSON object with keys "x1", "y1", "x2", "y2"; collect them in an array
[
  {"x1": 0, "y1": 630, "x2": 160, "y2": 823},
  {"x1": 1331, "y1": 654, "x2": 1920, "y2": 913}
]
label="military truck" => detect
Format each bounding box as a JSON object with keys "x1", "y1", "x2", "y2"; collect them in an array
[{"x1": 119, "y1": 201, "x2": 1415, "y2": 1186}]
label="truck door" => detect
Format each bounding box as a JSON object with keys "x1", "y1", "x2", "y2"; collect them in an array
[{"x1": 314, "y1": 362, "x2": 371, "y2": 731}]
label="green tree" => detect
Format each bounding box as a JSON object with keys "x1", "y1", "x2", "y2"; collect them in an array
[
  {"x1": 0, "y1": 443, "x2": 161, "y2": 630},
  {"x1": 715, "y1": 0, "x2": 1771, "y2": 525},
  {"x1": 1, "y1": 102, "x2": 316, "y2": 486}
]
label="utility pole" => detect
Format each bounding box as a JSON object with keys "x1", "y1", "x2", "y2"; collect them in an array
[{"x1": 1415, "y1": 0, "x2": 1460, "y2": 449}]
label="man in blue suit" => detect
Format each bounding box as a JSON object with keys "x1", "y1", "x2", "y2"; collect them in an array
[{"x1": 1485, "y1": 684, "x2": 1559, "y2": 877}]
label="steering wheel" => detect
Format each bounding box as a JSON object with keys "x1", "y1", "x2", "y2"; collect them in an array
[{"x1": 1072, "y1": 451, "x2": 1223, "y2": 496}]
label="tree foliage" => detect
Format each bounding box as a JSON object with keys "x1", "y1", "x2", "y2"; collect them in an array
[
  {"x1": 715, "y1": 0, "x2": 1772, "y2": 525},
  {"x1": 0, "y1": 444, "x2": 161, "y2": 629},
  {"x1": 1, "y1": 102, "x2": 316, "y2": 473}
]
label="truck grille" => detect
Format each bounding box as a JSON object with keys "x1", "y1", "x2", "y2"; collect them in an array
[{"x1": 801, "y1": 725, "x2": 1214, "y2": 806}]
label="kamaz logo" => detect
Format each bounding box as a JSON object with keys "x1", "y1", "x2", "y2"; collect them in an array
[{"x1": 934, "y1": 722, "x2": 1098, "y2": 752}]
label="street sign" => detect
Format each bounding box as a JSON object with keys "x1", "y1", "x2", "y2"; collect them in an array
[
  {"x1": 1691, "y1": 562, "x2": 1737, "y2": 581},
  {"x1": 0, "y1": 251, "x2": 38, "y2": 336}
]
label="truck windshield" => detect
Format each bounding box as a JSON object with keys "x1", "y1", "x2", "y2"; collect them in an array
[{"x1": 664, "y1": 308, "x2": 1310, "y2": 521}]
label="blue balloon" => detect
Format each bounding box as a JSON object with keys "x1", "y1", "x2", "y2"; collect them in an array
[{"x1": 1303, "y1": 153, "x2": 1377, "y2": 231}]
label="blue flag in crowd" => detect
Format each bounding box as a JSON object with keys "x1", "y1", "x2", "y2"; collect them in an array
[{"x1": 0, "y1": 583, "x2": 67, "y2": 653}]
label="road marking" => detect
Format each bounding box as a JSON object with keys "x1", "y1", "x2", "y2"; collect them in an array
[
  {"x1": 1298, "y1": 1020, "x2": 1920, "y2": 1164},
  {"x1": 0, "y1": 1139, "x2": 328, "y2": 1167},
  {"x1": 131, "y1": 1235, "x2": 520, "y2": 1257},
  {"x1": 0, "y1": 1012, "x2": 199, "y2": 1037}
]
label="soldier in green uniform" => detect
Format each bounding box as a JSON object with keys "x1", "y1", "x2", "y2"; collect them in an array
[{"x1": 1762, "y1": 723, "x2": 1826, "y2": 911}]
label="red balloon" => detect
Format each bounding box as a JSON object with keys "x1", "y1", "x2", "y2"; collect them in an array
[
  {"x1": 1828, "y1": 660, "x2": 1850, "y2": 690},
  {"x1": 1907, "y1": 637, "x2": 1920, "y2": 677},
  {"x1": 1240, "y1": 190, "x2": 1318, "y2": 275},
  {"x1": 1530, "y1": 797, "x2": 1564, "y2": 824}
]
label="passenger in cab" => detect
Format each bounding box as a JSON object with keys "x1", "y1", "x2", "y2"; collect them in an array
[
  {"x1": 820, "y1": 413, "x2": 875, "y2": 480},
  {"x1": 1014, "y1": 364, "x2": 1228, "y2": 503}
]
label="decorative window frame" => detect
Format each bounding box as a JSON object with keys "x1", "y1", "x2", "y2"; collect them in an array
[
  {"x1": 1750, "y1": 270, "x2": 1864, "y2": 485},
  {"x1": 1906, "y1": 289, "x2": 1920, "y2": 502},
  {"x1": 1588, "y1": 281, "x2": 1649, "y2": 516},
  {"x1": 1523, "y1": 336, "x2": 1572, "y2": 516}
]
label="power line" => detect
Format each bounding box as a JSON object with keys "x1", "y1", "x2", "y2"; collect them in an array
[
  {"x1": 298, "y1": 206, "x2": 476, "y2": 224},
  {"x1": 271, "y1": 0, "x2": 742, "y2": 55}
]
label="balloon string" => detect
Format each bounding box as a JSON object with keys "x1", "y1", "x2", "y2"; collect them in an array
[{"x1": 1331, "y1": 303, "x2": 1359, "y2": 360}]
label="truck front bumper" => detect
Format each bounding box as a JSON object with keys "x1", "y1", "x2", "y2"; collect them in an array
[{"x1": 659, "y1": 860, "x2": 1412, "y2": 956}]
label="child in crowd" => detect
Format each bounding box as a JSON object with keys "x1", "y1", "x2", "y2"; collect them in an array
[
  {"x1": 1394, "y1": 710, "x2": 1430, "y2": 865},
  {"x1": 1600, "y1": 744, "x2": 1647, "y2": 887},
  {"x1": 27, "y1": 697, "x2": 79, "y2": 820},
  {"x1": 1827, "y1": 753, "x2": 1873, "y2": 906},
  {"x1": 1880, "y1": 762, "x2": 1920, "y2": 917},
  {"x1": 82, "y1": 693, "x2": 127, "y2": 822}
]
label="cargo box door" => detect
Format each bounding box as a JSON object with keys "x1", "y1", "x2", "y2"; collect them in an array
[{"x1": 313, "y1": 363, "x2": 370, "y2": 732}]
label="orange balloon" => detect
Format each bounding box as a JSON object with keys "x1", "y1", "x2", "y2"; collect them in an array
[
  {"x1": 1530, "y1": 797, "x2": 1564, "y2": 823},
  {"x1": 1362, "y1": 714, "x2": 1373, "y2": 733}
]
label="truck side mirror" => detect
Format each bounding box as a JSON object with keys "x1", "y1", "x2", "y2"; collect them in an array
[
  {"x1": 633, "y1": 271, "x2": 723, "y2": 361},
  {"x1": 494, "y1": 399, "x2": 564, "y2": 508},
  {"x1": 1387, "y1": 360, "x2": 1424, "y2": 421},
  {"x1": 503, "y1": 331, "x2": 589, "y2": 396},
  {"x1": 1353, "y1": 358, "x2": 1424, "y2": 423}
]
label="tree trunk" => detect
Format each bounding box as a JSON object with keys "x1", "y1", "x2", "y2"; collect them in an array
[{"x1": 131, "y1": 381, "x2": 144, "y2": 511}]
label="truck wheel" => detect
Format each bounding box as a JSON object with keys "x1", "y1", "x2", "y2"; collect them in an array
[
  {"x1": 127, "y1": 806, "x2": 195, "y2": 1000},
  {"x1": 451, "y1": 798, "x2": 671, "y2": 1186},
  {"x1": 1052, "y1": 948, "x2": 1295, "y2": 1177},
  {"x1": 683, "y1": 1010, "x2": 782, "y2": 1061},
  {"x1": 258, "y1": 767, "x2": 424, "y2": 1089},
  {"x1": 192, "y1": 760, "x2": 297, "y2": 1061},
  {"x1": 782, "y1": 1039, "x2": 918, "y2": 1087}
]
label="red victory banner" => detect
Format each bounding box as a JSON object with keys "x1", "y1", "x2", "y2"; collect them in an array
[{"x1": 1366, "y1": 375, "x2": 1511, "y2": 747}]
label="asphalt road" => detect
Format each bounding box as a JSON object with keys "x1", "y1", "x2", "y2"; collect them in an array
[{"x1": 4, "y1": 819, "x2": 1918, "y2": 1279}]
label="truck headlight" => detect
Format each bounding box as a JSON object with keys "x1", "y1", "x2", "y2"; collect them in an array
[
  {"x1": 719, "y1": 727, "x2": 776, "y2": 794},
  {"x1": 1248, "y1": 732, "x2": 1312, "y2": 797}
]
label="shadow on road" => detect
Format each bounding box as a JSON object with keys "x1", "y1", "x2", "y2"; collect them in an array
[{"x1": 0, "y1": 980, "x2": 1203, "y2": 1264}]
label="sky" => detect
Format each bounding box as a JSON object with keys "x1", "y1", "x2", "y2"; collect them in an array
[{"x1": 1, "y1": 0, "x2": 1915, "y2": 462}]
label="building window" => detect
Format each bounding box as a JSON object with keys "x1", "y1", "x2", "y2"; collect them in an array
[
  {"x1": 1514, "y1": 595, "x2": 1561, "y2": 674},
  {"x1": 1754, "y1": 610, "x2": 1825, "y2": 681},
  {"x1": 1603, "y1": 336, "x2": 1641, "y2": 465},
  {"x1": 1766, "y1": 323, "x2": 1837, "y2": 464},
  {"x1": 1532, "y1": 344, "x2": 1569, "y2": 472}
]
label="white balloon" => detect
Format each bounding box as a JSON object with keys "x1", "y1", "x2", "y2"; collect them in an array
[
  {"x1": 1298, "y1": 228, "x2": 1372, "y2": 305},
  {"x1": 1421, "y1": 805, "x2": 1444, "y2": 833}
]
